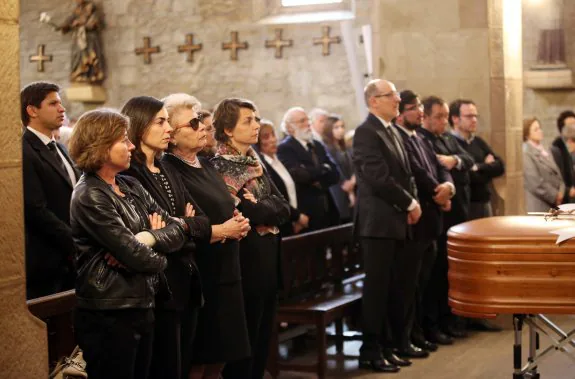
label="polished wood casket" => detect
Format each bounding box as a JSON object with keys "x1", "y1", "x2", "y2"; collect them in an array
[{"x1": 447, "y1": 216, "x2": 575, "y2": 318}]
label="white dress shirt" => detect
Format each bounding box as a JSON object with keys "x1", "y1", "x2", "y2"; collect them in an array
[
  {"x1": 27, "y1": 126, "x2": 77, "y2": 186},
  {"x1": 262, "y1": 153, "x2": 298, "y2": 209}
]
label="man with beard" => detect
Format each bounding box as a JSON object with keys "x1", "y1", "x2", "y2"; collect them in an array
[
  {"x1": 277, "y1": 107, "x2": 339, "y2": 231},
  {"x1": 393, "y1": 90, "x2": 455, "y2": 356}
]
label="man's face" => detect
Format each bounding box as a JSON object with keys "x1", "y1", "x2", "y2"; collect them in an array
[
  {"x1": 401, "y1": 99, "x2": 423, "y2": 130},
  {"x1": 29, "y1": 91, "x2": 66, "y2": 131},
  {"x1": 564, "y1": 117, "x2": 575, "y2": 131},
  {"x1": 312, "y1": 113, "x2": 328, "y2": 134},
  {"x1": 456, "y1": 103, "x2": 478, "y2": 134},
  {"x1": 370, "y1": 81, "x2": 400, "y2": 122},
  {"x1": 425, "y1": 103, "x2": 450, "y2": 135},
  {"x1": 288, "y1": 110, "x2": 312, "y2": 141}
]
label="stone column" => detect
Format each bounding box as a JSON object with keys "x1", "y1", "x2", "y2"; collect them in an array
[
  {"x1": 0, "y1": 1, "x2": 48, "y2": 378},
  {"x1": 489, "y1": 0, "x2": 524, "y2": 215}
]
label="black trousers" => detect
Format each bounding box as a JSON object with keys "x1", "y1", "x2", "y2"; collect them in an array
[
  {"x1": 411, "y1": 241, "x2": 437, "y2": 339},
  {"x1": 389, "y1": 240, "x2": 428, "y2": 348},
  {"x1": 75, "y1": 308, "x2": 154, "y2": 379},
  {"x1": 423, "y1": 233, "x2": 451, "y2": 332},
  {"x1": 359, "y1": 237, "x2": 409, "y2": 359},
  {"x1": 148, "y1": 305, "x2": 199, "y2": 379},
  {"x1": 223, "y1": 293, "x2": 277, "y2": 379}
]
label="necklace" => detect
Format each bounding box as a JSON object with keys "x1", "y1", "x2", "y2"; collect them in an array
[{"x1": 170, "y1": 153, "x2": 201, "y2": 168}]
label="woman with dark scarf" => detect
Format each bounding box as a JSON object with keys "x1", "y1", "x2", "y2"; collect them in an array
[
  {"x1": 211, "y1": 98, "x2": 290, "y2": 379},
  {"x1": 161, "y1": 93, "x2": 252, "y2": 379},
  {"x1": 120, "y1": 96, "x2": 250, "y2": 379}
]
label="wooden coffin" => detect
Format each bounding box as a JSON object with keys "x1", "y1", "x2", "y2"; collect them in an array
[{"x1": 447, "y1": 216, "x2": 575, "y2": 318}]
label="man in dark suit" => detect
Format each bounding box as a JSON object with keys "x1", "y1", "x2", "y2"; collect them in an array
[
  {"x1": 418, "y1": 96, "x2": 475, "y2": 341},
  {"x1": 551, "y1": 110, "x2": 575, "y2": 204},
  {"x1": 353, "y1": 79, "x2": 421, "y2": 373},
  {"x1": 21, "y1": 82, "x2": 79, "y2": 299},
  {"x1": 394, "y1": 90, "x2": 455, "y2": 356},
  {"x1": 277, "y1": 107, "x2": 339, "y2": 231}
]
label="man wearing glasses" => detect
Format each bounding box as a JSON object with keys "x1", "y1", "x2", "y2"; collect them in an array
[{"x1": 353, "y1": 79, "x2": 420, "y2": 373}]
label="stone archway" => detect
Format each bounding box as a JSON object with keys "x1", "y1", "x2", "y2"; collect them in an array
[{"x1": 0, "y1": 1, "x2": 48, "y2": 377}]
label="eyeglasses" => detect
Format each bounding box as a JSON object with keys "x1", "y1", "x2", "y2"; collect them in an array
[
  {"x1": 374, "y1": 91, "x2": 401, "y2": 99},
  {"x1": 175, "y1": 115, "x2": 205, "y2": 131},
  {"x1": 460, "y1": 114, "x2": 479, "y2": 120}
]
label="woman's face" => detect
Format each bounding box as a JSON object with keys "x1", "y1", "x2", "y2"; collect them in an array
[
  {"x1": 171, "y1": 108, "x2": 207, "y2": 153},
  {"x1": 332, "y1": 120, "x2": 345, "y2": 141},
  {"x1": 141, "y1": 107, "x2": 172, "y2": 153},
  {"x1": 203, "y1": 115, "x2": 216, "y2": 149},
  {"x1": 226, "y1": 107, "x2": 260, "y2": 150},
  {"x1": 108, "y1": 130, "x2": 135, "y2": 171},
  {"x1": 259, "y1": 126, "x2": 278, "y2": 156},
  {"x1": 528, "y1": 120, "x2": 543, "y2": 143}
]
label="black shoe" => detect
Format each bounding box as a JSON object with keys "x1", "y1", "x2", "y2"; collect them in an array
[
  {"x1": 443, "y1": 324, "x2": 468, "y2": 339},
  {"x1": 395, "y1": 343, "x2": 430, "y2": 358},
  {"x1": 425, "y1": 329, "x2": 454, "y2": 345},
  {"x1": 467, "y1": 318, "x2": 503, "y2": 332},
  {"x1": 412, "y1": 335, "x2": 438, "y2": 352},
  {"x1": 383, "y1": 349, "x2": 412, "y2": 367},
  {"x1": 358, "y1": 358, "x2": 401, "y2": 373}
]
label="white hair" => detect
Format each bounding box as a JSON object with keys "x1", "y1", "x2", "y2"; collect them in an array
[
  {"x1": 280, "y1": 106, "x2": 306, "y2": 135},
  {"x1": 309, "y1": 108, "x2": 329, "y2": 122},
  {"x1": 161, "y1": 93, "x2": 201, "y2": 125}
]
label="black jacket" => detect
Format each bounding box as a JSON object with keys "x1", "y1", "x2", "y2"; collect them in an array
[
  {"x1": 122, "y1": 160, "x2": 212, "y2": 309},
  {"x1": 71, "y1": 173, "x2": 187, "y2": 310},
  {"x1": 551, "y1": 136, "x2": 575, "y2": 203},
  {"x1": 352, "y1": 113, "x2": 417, "y2": 240},
  {"x1": 22, "y1": 130, "x2": 80, "y2": 297}
]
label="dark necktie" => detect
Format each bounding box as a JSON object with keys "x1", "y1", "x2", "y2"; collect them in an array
[
  {"x1": 411, "y1": 135, "x2": 434, "y2": 174},
  {"x1": 385, "y1": 126, "x2": 407, "y2": 168},
  {"x1": 47, "y1": 141, "x2": 68, "y2": 175},
  {"x1": 307, "y1": 142, "x2": 320, "y2": 166}
]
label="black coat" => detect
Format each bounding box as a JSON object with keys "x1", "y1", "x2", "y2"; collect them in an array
[
  {"x1": 122, "y1": 160, "x2": 212, "y2": 310},
  {"x1": 71, "y1": 174, "x2": 187, "y2": 310},
  {"x1": 551, "y1": 136, "x2": 575, "y2": 203},
  {"x1": 277, "y1": 136, "x2": 339, "y2": 231},
  {"x1": 418, "y1": 127, "x2": 474, "y2": 228},
  {"x1": 352, "y1": 113, "x2": 417, "y2": 240},
  {"x1": 395, "y1": 126, "x2": 453, "y2": 241},
  {"x1": 22, "y1": 130, "x2": 80, "y2": 297},
  {"x1": 257, "y1": 153, "x2": 300, "y2": 237}
]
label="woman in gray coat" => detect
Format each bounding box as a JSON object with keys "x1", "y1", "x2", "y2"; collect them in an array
[{"x1": 523, "y1": 117, "x2": 565, "y2": 212}]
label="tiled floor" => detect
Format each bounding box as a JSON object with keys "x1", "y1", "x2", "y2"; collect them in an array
[{"x1": 272, "y1": 315, "x2": 575, "y2": 379}]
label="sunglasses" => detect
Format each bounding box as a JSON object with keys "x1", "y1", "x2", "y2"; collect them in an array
[{"x1": 175, "y1": 114, "x2": 206, "y2": 131}]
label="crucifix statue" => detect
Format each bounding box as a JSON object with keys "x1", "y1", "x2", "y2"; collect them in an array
[
  {"x1": 135, "y1": 37, "x2": 161, "y2": 64},
  {"x1": 265, "y1": 29, "x2": 293, "y2": 59},
  {"x1": 222, "y1": 31, "x2": 248, "y2": 61},
  {"x1": 178, "y1": 34, "x2": 202, "y2": 62},
  {"x1": 313, "y1": 26, "x2": 341, "y2": 56},
  {"x1": 29, "y1": 44, "x2": 53, "y2": 72}
]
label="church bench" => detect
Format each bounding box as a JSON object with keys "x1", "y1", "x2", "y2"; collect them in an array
[
  {"x1": 268, "y1": 223, "x2": 363, "y2": 379},
  {"x1": 27, "y1": 289, "x2": 76, "y2": 368}
]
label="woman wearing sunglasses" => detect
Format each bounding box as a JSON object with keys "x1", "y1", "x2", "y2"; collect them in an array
[
  {"x1": 161, "y1": 93, "x2": 251, "y2": 379},
  {"x1": 120, "y1": 96, "x2": 250, "y2": 379}
]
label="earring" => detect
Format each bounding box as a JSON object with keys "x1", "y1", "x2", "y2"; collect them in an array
[{"x1": 172, "y1": 141, "x2": 177, "y2": 146}]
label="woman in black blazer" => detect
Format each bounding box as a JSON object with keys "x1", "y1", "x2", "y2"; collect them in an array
[{"x1": 255, "y1": 120, "x2": 309, "y2": 236}]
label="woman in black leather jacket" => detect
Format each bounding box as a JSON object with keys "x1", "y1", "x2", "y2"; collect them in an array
[
  {"x1": 68, "y1": 109, "x2": 187, "y2": 379},
  {"x1": 120, "y1": 96, "x2": 250, "y2": 379}
]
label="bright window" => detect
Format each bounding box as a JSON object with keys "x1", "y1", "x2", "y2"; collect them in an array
[{"x1": 281, "y1": 0, "x2": 342, "y2": 6}]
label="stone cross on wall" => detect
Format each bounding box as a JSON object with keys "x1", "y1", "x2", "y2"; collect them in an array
[
  {"x1": 29, "y1": 44, "x2": 53, "y2": 72},
  {"x1": 265, "y1": 28, "x2": 293, "y2": 59},
  {"x1": 178, "y1": 34, "x2": 203, "y2": 62},
  {"x1": 222, "y1": 31, "x2": 248, "y2": 61},
  {"x1": 313, "y1": 26, "x2": 341, "y2": 56},
  {"x1": 135, "y1": 37, "x2": 160, "y2": 64}
]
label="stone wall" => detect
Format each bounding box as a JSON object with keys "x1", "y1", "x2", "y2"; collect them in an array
[
  {"x1": 523, "y1": 0, "x2": 575, "y2": 147},
  {"x1": 0, "y1": 1, "x2": 48, "y2": 378},
  {"x1": 20, "y1": 0, "x2": 371, "y2": 128}
]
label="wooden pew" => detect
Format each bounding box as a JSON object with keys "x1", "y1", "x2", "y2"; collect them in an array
[
  {"x1": 27, "y1": 289, "x2": 76, "y2": 368},
  {"x1": 268, "y1": 223, "x2": 363, "y2": 379}
]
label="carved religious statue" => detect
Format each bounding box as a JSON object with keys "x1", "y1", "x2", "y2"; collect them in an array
[{"x1": 44, "y1": 0, "x2": 106, "y2": 83}]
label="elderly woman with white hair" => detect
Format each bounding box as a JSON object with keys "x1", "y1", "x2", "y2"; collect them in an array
[{"x1": 161, "y1": 93, "x2": 251, "y2": 379}]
